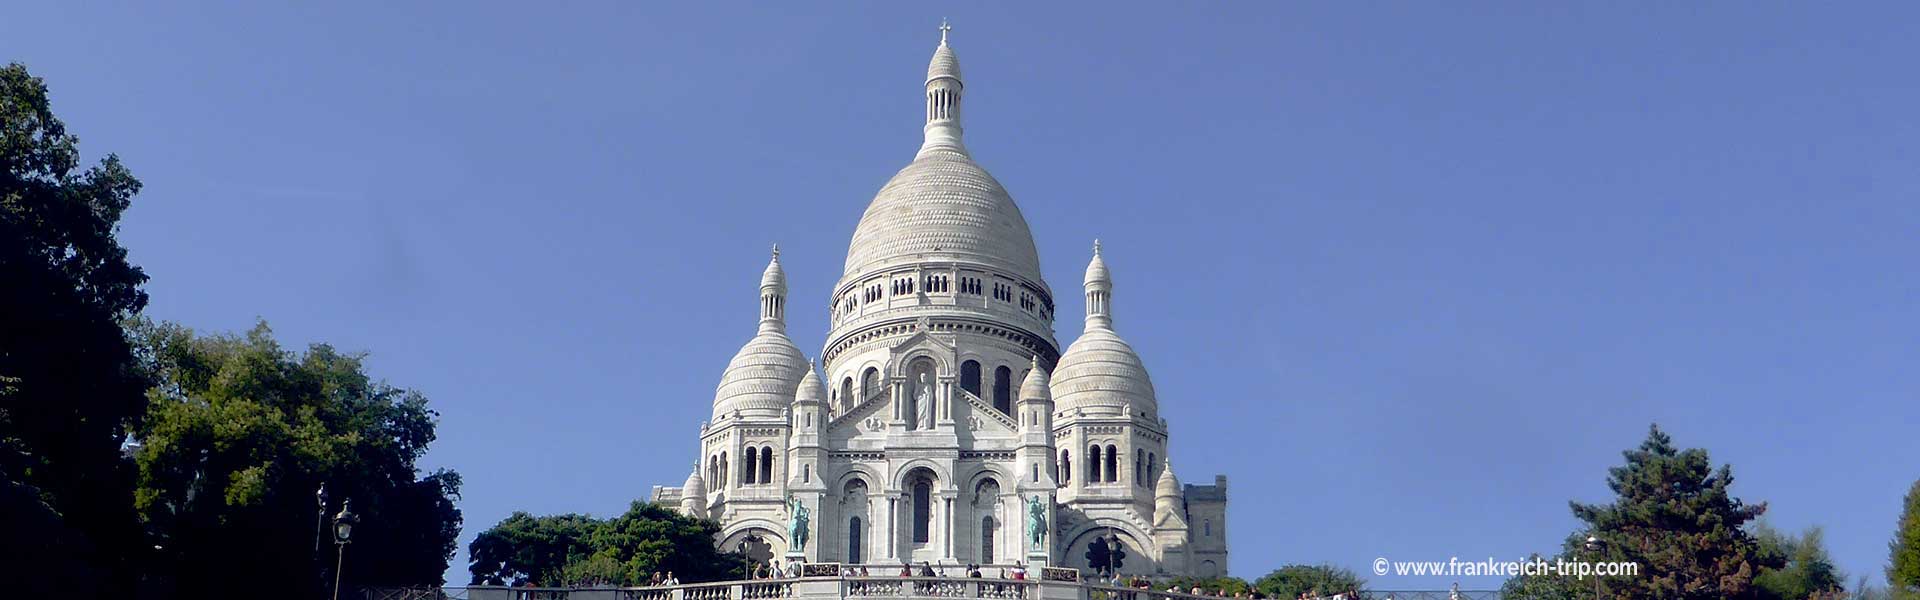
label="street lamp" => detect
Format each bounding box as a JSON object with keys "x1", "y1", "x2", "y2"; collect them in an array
[
  {"x1": 315, "y1": 484, "x2": 329, "y2": 554},
  {"x1": 1584, "y1": 535, "x2": 1606, "y2": 600},
  {"x1": 331, "y1": 498, "x2": 359, "y2": 600}
]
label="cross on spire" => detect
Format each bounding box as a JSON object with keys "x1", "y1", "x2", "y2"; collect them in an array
[
  {"x1": 939, "y1": 18, "x2": 951, "y2": 45},
  {"x1": 771, "y1": 243, "x2": 780, "y2": 260},
  {"x1": 1093, "y1": 239, "x2": 1102, "y2": 256}
]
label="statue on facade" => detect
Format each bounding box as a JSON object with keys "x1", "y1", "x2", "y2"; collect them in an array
[
  {"x1": 786, "y1": 495, "x2": 810, "y2": 553},
  {"x1": 914, "y1": 372, "x2": 934, "y2": 429},
  {"x1": 1026, "y1": 495, "x2": 1048, "y2": 549}
]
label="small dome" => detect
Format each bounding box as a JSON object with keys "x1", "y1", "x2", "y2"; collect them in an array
[
  {"x1": 794, "y1": 360, "x2": 825, "y2": 404},
  {"x1": 1152, "y1": 461, "x2": 1187, "y2": 528},
  {"x1": 1051, "y1": 327, "x2": 1156, "y2": 417},
  {"x1": 927, "y1": 41, "x2": 961, "y2": 83},
  {"x1": 760, "y1": 247, "x2": 786, "y2": 291},
  {"x1": 712, "y1": 330, "x2": 808, "y2": 419},
  {"x1": 1019, "y1": 355, "x2": 1051, "y2": 401},
  {"x1": 1084, "y1": 243, "x2": 1110, "y2": 287},
  {"x1": 1154, "y1": 462, "x2": 1181, "y2": 500},
  {"x1": 683, "y1": 463, "x2": 707, "y2": 498}
]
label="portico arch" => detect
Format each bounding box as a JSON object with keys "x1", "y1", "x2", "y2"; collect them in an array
[
  {"x1": 1060, "y1": 520, "x2": 1156, "y2": 575},
  {"x1": 718, "y1": 519, "x2": 788, "y2": 564}
]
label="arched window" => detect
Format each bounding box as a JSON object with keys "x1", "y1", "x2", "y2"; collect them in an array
[
  {"x1": 861, "y1": 367, "x2": 880, "y2": 403},
  {"x1": 960, "y1": 361, "x2": 982, "y2": 397},
  {"x1": 841, "y1": 378, "x2": 854, "y2": 409},
  {"x1": 719, "y1": 452, "x2": 729, "y2": 487},
  {"x1": 1060, "y1": 450, "x2": 1071, "y2": 482},
  {"x1": 744, "y1": 449, "x2": 759, "y2": 484},
  {"x1": 759, "y1": 447, "x2": 774, "y2": 484},
  {"x1": 1135, "y1": 449, "x2": 1146, "y2": 486},
  {"x1": 1105, "y1": 445, "x2": 1119, "y2": 483},
  {"x1": 707, "y1": 455, "x2": 717, "y2": 485},
  {"x1": 1205, "y1": 520, "x2": 1212, "y2": 537},
  {"x1": 992, "y1": 366, "x2": 1012, "y2": 414},
  {"x1": 849, "y1": 516, "x2": 864, "y2": 564},
  {"x1": 803, "y1": 464, "x2": 811, "y2": 483},
  {"x1": 912, "y1": 477, "x2": 932, "y2": 544},
  {"x1": 1147, "y1": 452, "x2": 1157, "y2": 483},
  {"x1": 1087, "y1": 445, "x2": 1100, "y2": 484}
]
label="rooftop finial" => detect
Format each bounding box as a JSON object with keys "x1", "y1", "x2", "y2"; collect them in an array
[
  {"x1": 771, "y1": 243, "x2": 780, "y2": 260},
  {"x1": 1093, "y1": 239, "x2": 1102, "y2": 256},
  {"x1": 939, "y1": 18, "x2": 951, "y2": 45}
]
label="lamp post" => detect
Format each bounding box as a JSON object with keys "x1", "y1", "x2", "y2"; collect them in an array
[
  {"x1": 315, "y1": 484, "x2": 329, "y2": 554},
  {"x1": 331, "y1": 498, "x2": 359, "y2": 600},
  {"x1": 1584, "y1": 535, "x2": 1606, "y2": 600}
]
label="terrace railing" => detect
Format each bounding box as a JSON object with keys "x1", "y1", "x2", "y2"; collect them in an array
[{"x1": 358, "y1": 569, "x2": 1500, "y2": 600}]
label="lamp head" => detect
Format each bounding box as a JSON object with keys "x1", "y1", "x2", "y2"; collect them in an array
[{"x1": 333, "y1": 498, "x2": 359, "y2": 543}]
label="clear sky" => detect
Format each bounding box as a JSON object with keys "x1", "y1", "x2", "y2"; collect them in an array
[{"x1": 14, "y1": 1, "x2": 1919, "y2": 590}]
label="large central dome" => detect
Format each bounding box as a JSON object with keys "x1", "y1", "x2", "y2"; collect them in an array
[
  {"x1": 842, "y1": 146, "x2": 1043, "y2": 283},
  {"x1": 839, "y1": 31, "x2": 1044, "y2": 286}
]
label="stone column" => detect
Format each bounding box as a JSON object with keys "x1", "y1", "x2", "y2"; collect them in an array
[
  {"x1": 886, "y1": 494, "x2": 900, "y2": 559},
  {"x1": 938, "y1": 376, "x2": 957, "y2": 424},
  {"x1": 942, "y1": 494, "x2": 957, "y2": 559},
  {"x1": 890, "y1": 378, "x2": 906, "y2": 425}
]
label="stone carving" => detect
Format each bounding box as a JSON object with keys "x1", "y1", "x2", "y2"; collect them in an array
[{"x1": 914, "y1": 373, "x2": 934, "y2": 429}]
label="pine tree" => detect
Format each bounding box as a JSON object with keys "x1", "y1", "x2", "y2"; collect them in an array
[
  {"x1": 1569, "y1": 424, "x2": 1776, "y2": 599},
  {"x1": 1890, "y1": 479, "x2": 1920, "y2": 595}
]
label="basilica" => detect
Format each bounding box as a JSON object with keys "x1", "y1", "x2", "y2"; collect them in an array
[{"x1": 651, "y1": 27, "x2": 1229, "y2": 577}]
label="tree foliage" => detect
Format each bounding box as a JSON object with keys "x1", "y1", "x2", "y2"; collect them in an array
[
  {"x1": 1163, "y1": 576, "x2": 1251, "y2": 596},
  {"x1": 1252, "y1": 564, "x2": 1366, "y2": 599},
  {"x1": 0, "y1": 61, "x2": 152, "y2": 596},
  {"x1": 131, "y1": 320, "x2": 462, "y2": 596},
  {"x1": 1892, "y1": 479, "x2": 1920, "y2": 596},
  {"x1": 1751, "y1": 523, "x2": 1845, "y2": 600},
  {"x1": 1509, "y1": 424, "x2": 1777, "y2": 600},
  {"x1": 470, "y1": 501, "x2": 746, "y2": 587}
]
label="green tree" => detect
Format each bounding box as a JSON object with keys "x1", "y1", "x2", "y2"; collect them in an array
[
  {"x1": 0, "y1": 61, "x2": 152, "y2": 596},
  {"x1": 1163, "y1": 576, "x2": 1251, "y2": 596},
  {"x1": 1252, "y1": 564, "x2": 1367, "y2": 599},
  {"x1": 1567, "y1": 424, "x2": 1776, "y2": 600},
  {"x1": 467, "y1": 512, "x2": 602, "y2": 585},
  {"x1": 470, "y1": 501, "x2": 745, "y2": 587},
  {"x1": 131, "y1": 320, "x2": 463, "y2": 597},
  {"x1": 1751, "y1": 523, "x2": 1845, "y2": 600},
  {"x1": 1892, "y1": 479, "x2": 1920, "y2": 596}
]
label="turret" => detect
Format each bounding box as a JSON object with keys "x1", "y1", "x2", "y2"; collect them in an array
[
  {"x1": 1153, "y1": 461, "x2": 1186, "y2": 529},
  {"x1": 791, "y1": 360, "x2": 825, "y2": 453},
  {"x1": 920, "y1": 19, "x2": 966, "y2": 156},
  {"x1": 760, "y1": 244, "x2": 788, "y2": 333},
  {"x1": 1016, "y1": 355, "x2": 1058, "y2": 490},
  {"x1": 680, "y1": 462, "x2": 709, "y2": 519}
]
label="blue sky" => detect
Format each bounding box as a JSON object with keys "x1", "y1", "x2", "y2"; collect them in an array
[{"x1": 14, "y1": 1, "x2": 1919, "y2": 590}]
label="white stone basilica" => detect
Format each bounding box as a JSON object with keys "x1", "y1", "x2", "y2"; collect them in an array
[{"x1": 651, "y1": 27, "x2": 1229, "y2": 577}]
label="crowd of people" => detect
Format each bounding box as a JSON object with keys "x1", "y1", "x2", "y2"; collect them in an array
[
  {"x1": 724, "y1": 558, "x2": 1035, "y2": 580},
  {"x1": 629, "y1": 560, "x2": 1428, "y2": 600}
]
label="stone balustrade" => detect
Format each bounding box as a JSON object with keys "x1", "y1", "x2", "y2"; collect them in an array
[{"x1": 378, "y1": 572, "x2": 1501, "y2": 600}]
